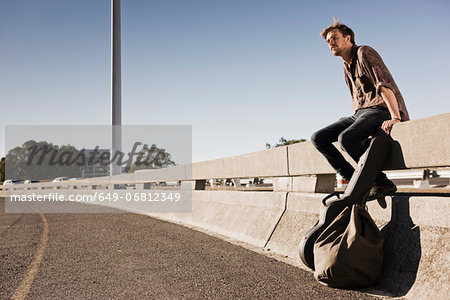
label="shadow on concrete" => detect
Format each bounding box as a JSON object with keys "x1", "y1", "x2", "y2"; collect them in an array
[
  {"x1": 383, "y1": 140, "x2": 407, "y2": 170},
  {"x1": 376, "y1": 196, "x2": 421, "y2": 297}
]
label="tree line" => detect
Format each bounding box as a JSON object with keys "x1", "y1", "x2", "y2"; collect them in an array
[
  {"x1": 2, "y1": 140, "x2": 175, "y2": 181},
  {"x1": 266, "y1": 137, "x2": 306, "y2": 149}
]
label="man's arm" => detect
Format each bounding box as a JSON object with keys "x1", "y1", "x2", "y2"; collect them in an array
[
  {"x1": 380, "y1": 86, "x2": 401, "y2": 134},
  {"x1": 358, "y1": 46, "x2": 403, "y2": 133}
]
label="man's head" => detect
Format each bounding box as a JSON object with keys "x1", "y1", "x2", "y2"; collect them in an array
[{"x1": 321, "y1": 19, "x2": 355, "y2": 57}]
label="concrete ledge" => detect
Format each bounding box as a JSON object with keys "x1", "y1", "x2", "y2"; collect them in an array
[
  {"x1": 191, "y1": 146, "x2": 289, "y2": 179},
  {"x1": 378, "y1": 198, "x2": 450, "y2": 299},
  {"x1": 4, "y1": 165, "x2": 191, "y2": 190},
  {"x1": 264, "y1": 193, "x2": 324, "y2": 263},
  {"x1": 386, "y1": 113, "x2": 450, "y2": 169},
  {"x1": 80, "y1": 164, "x2": 190, "y2": 184},
  {"x1": 287, "y1": 113, "x2": 450, "y2": 176},
  {"x1": 366, "y1": 195, "x2": 450, "y2": 228},
  {"x1": 288, "y1": 142, "x2": 340, "y2": 176},
  {"x1": 142, "y1": 191, "x2": 288, "y2": 248},
  {"x1": 164, "y1": 191, "x2": 287, "y2": 248},
  {"x1": 272, "y1": 175, "x2": 335, "y2": 193}
]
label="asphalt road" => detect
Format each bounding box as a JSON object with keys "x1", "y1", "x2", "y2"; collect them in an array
[{"x1": 0, "y1": 197, "x2": 379, "y2": 299}]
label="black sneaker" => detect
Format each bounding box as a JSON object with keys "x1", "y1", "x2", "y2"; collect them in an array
[{"x1": 367, "y1": 180, "x2": 397, "y2": 208}]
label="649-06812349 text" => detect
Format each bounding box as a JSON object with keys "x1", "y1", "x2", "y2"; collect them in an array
[{"x1": 7, "y1": 192, "x2": 182, "y2": 203}]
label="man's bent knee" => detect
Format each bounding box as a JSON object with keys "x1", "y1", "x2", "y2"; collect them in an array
[
  {"x1": 311, "y1": 130, "x2": 326, "y2": 148},
  {"x1": 338, "y1": 131, "x2": 354, "y2": 153}
]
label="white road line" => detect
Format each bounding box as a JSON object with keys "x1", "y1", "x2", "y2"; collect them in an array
[{"x1": 11, "y1": 213, "x2": 49, "y2": 300}]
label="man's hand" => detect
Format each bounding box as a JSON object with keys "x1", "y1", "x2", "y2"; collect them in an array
[
  {"x1": 379, "y1": 87, "x2": 402, "y2": 134},
  {"x1": 382, "y1": 119, "x2": 401, "y2": 134}
]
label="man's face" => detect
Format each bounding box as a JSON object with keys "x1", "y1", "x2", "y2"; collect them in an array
[{"x1": 325, "y1": 29, "x2": 351, "y2": 56}]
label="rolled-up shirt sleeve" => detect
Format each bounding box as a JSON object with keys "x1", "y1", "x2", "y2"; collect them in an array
[{"x1": 358, "y1": 46, "x2": 396, "y2": 97}]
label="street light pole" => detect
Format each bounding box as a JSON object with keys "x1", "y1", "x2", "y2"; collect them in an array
[{"x1": 111, "y1": 0, "x2": 122, "y2": 175}]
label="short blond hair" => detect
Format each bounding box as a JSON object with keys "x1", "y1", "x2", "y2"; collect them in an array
[{"x1": 320, "y1": 18, "x2": 355, "y2": 45}]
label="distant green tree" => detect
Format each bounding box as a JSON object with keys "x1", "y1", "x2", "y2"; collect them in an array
[
  {"x1": 266, "y1": 137, "x2": 306, "y2": 149},
  {"x1": 5, "y1": 140, "x2": 83, "y2": 180},
  {"x1": 4, "y1": 140, "x2": 176, "y2": 179},
  {"x1": 1, "y1": 157, "x2": 5, "y2": 182},
  {"x1": 126, "y1": 144, "x2": 176, "y2": 173}
]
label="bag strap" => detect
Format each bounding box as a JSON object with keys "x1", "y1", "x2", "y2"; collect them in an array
[{"x1": 322, "y1": 191, "x2": 341, "y2": 206}]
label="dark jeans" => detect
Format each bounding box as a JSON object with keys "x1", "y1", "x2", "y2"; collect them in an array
[{"x1": 311, "y1": 107, "x2": 391, "y2": 185}]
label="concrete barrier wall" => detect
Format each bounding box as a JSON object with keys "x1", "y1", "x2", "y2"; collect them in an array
[
  {"x1": 152, "y1": 191, "x2": 287, "y2": 248},
  {"x1": 387, "y1": 113, "x2": 450, "y2": 169},
  {"x1": 191, "y1": 146, "x2": 289, "y2": 179}
]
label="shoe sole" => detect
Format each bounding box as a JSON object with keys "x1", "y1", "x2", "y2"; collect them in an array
[{"x1": 366, "y1": 185, "x2": 397, "y2": 201}]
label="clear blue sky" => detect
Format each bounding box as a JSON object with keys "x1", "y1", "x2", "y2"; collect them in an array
[{"x1": 1, "y1": 0, "x2": 449, "y2": 162}]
